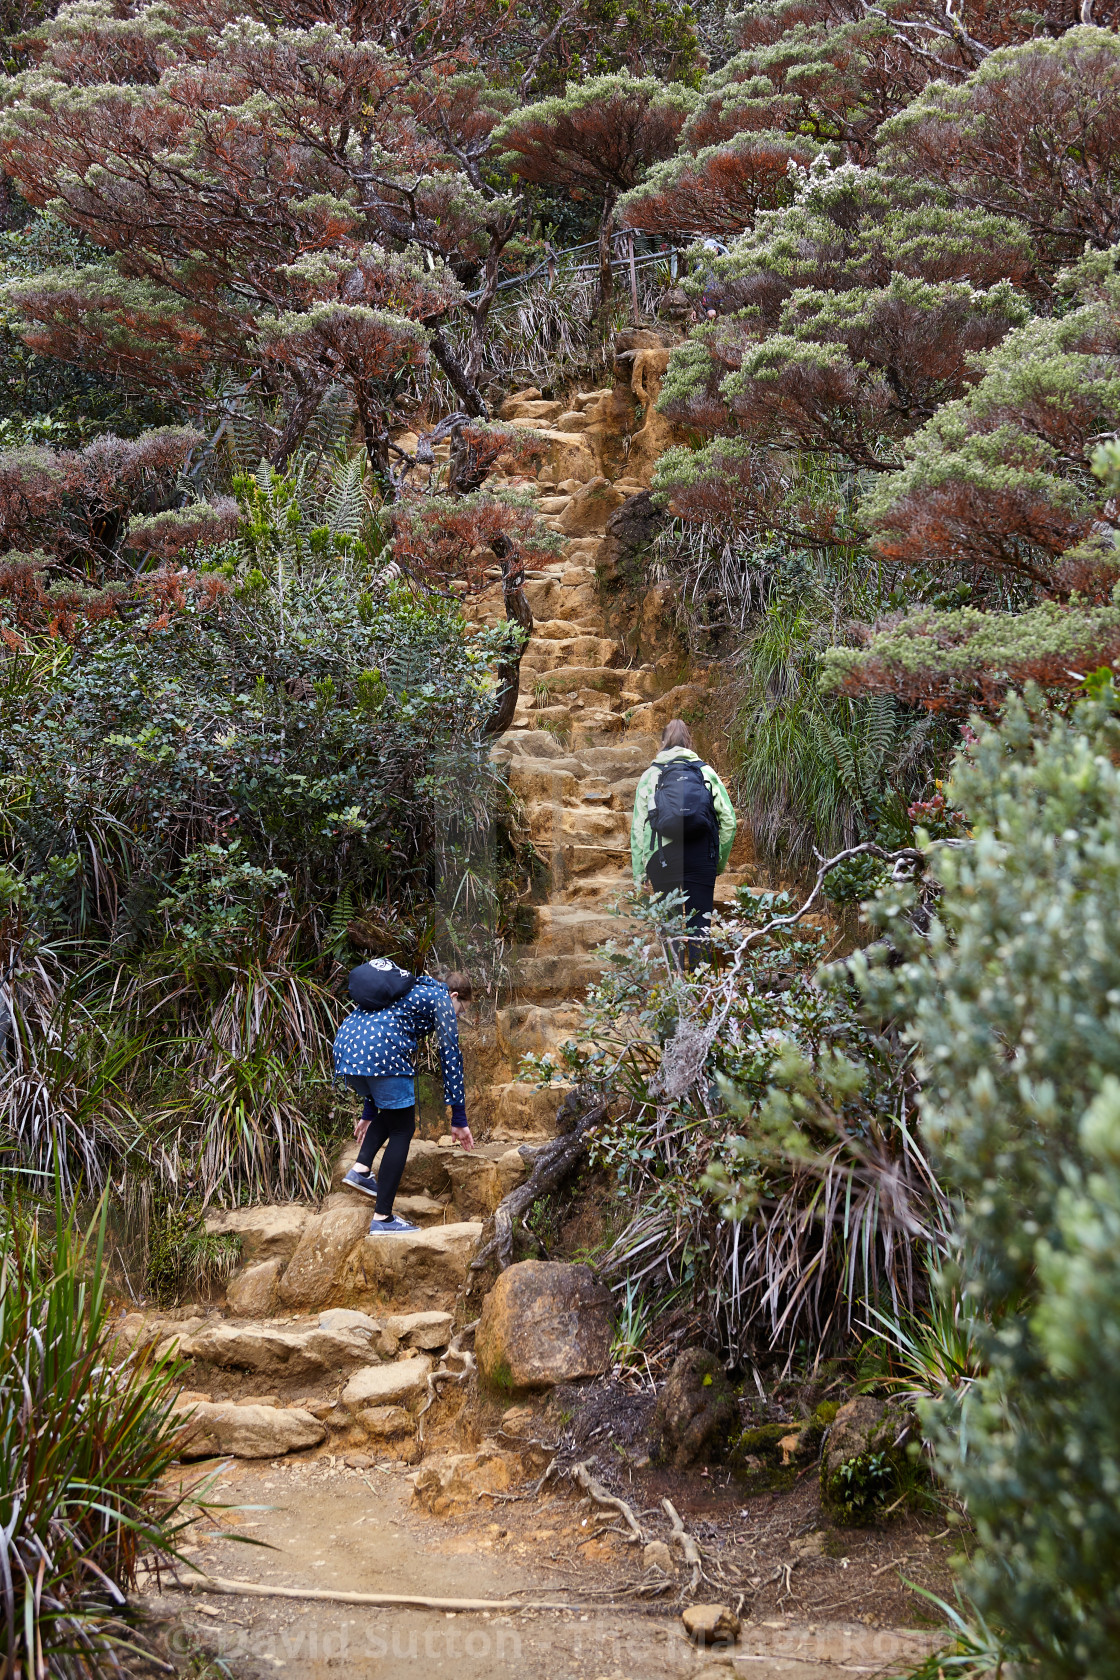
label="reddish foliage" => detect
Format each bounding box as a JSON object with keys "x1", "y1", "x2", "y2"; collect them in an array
[
  {"x1": 620, "y1": 133, "x2": 816, "y2": 238},
  {"x1": 0, "y1": 430, "x2": 203, "y2": 574},
  {"x1": 391, "y1": 494, "x2": 556, "y2": 595},
  {"x1": 0, "y1": 555, "x2": 229, "y2": 643},
  {"x1": 882, "y1": 28, "x2": 1120, "y2": 260},
  {"x1": 498, "y1": 82, "x2": 690, "y2": 197}
]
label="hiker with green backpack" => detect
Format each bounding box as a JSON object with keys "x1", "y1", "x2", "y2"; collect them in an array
[
  {"x1": 333, "y1": 962, "x2": 474, "y2": 1232},
  {"x1": 630, "y1": 719, "x2": 737, "y2": 956}
]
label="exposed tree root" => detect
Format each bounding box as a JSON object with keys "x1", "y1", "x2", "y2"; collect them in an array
[
  {"x1": 469, "y1": 1098, "x2": 608, "y2": 1275},
  {"x1": 662, "y1": 1497, "x2": 702, "y2": 1591},
  {"x1": 572, "y1": 1459, "x2": 646, "y2": 1544}
]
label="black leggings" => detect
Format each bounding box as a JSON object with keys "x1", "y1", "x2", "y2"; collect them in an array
[
  {"x1": 647, "y1": 840, "x2": 717, "y2": 967},
  {"x1": 355, "y1": 1104, "x2": 416, "y2": 1216}
]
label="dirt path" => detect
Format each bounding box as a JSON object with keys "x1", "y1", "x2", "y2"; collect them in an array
[
  {"x1": 147, "y1": 1454, "x2": 944, "y2": 1678},
  {"x1": 137, "y1": 378, "x2": 949, "y2": 1679}
]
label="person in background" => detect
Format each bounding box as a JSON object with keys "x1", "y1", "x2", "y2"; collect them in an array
[
  {"x1": 333, "y1": 965, "x2": 474, "y2": 1233},
  {"x1": 630, "y1": 719, "x2": 737, "y2": 957}
]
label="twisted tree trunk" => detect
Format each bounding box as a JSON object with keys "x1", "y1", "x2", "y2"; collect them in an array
[{"x1": 483, "y1": 535, "x2": 534, "y2": 737}]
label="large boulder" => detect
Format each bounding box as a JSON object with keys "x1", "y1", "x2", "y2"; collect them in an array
[
  {"x1": 278, "y1": 1206, "x2": 372, "y2": 1309},
  {"x1": 175, "y1": 1401, "x2": 325, "y2": 1461},
  {"x1": 205, "y1": 1205, "x2": 309, "y2": 1265},
  {"x1": 182, "y1": 1310, "x2": 382, "y2": 1379},
  {"x1": 336, "y1": 1222, "x2": 482, "y2": 1312},
  {"x1": 649, "y1": 1348, "x2": 737, "y2": 1468},
  {"x1": 475, "y1": 1260, "x2": 614, "y2": 1391}
]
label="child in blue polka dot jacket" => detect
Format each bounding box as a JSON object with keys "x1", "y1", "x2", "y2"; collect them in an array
[{"x1": 333, "y1": 960, "x2": 474, "y2": 1233}]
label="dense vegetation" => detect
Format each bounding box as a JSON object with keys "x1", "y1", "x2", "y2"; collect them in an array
[{"x1": 0, "y1": 0, "x2": 1119, "y2": 1667}]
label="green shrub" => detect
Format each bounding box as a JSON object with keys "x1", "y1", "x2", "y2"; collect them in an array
[{"x1": 852, "y1": 683, "x2": 1120, "y2": 1673}]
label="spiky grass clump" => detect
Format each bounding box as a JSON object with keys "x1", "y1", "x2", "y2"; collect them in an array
[{"x1": 0, "y1": 1193, "x2": 196, "y2": 1674}]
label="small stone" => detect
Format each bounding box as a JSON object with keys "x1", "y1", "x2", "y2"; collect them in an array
[
  {"x1": 344, "y1": 1451, "x2": 373, "y2": 1469},
  {"x1": 380, "y1": 1310, "x2": 452, "y2": 1353},
  {"x1": 681, "y1": 1604, "x2": 741, "y2": 1647},
  {"x1": 499, "y1": 1405, "x2": 535, "y2": 1440},
  {"x1": 341, "y1": 1354, "x2": 432, "y2": 1410},
  {"x1": 357, "y1": 1405, "x2": 415, "y2": 1439},
  {"x1": 643, "y1": 1540, "x2": 674, "y2": 1573}
]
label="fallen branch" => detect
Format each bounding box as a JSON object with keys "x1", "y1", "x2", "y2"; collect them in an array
[
  {"x1": 166, "y1": 1573, "x2": 570, "y2": 1611},
  {"x1": 572, "y1": 1460, "x2": 646, "y2": 1544},
  {"x1": 662, "y1": 1498, "x2": 702, "y2": 1591},
  {"x1": 470, "y1": 1099, "x2": 607, "y2": 1274}
]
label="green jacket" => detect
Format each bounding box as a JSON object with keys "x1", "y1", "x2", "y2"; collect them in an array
[{"x1": 630, "y1": 748, "x2": 737, "y2": 884}]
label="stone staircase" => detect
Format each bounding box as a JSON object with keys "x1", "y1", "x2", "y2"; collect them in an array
[{"x1": 124, "y1": 358, "x2": 757, "y2": 1466}]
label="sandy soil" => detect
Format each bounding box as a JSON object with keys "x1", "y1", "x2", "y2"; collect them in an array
[{"x1": 141, "y1": 1445, "x2": 952, "y2": 1680}]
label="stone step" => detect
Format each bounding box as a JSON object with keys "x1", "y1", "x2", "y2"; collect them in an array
[
  {"x1": 559, "y1": 870, "x2": 635, "y2": 904},
  {"x1": 485, "y1": 1079, "x2": 568, "y2": 1138},
  {"x1": 531, "y1": 901, "x2": 631, "y2": 954},
  {"x1": 523, "y1": 802, "x2": 630, "y2": 847},
  {"x1": 530, "y1": 617, "x2": 604, "y2": 641},
  {"x1": 496, "y1": 1002, "x2": 584, "y2": 1059},
  {"x1": 510, "y1": 950, "x2": 607, "y2": 1001},
  {"x1": 520, "y1": 636, "x2": 621, "y2": 676}
]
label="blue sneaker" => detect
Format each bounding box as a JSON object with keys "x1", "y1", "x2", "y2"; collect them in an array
[
  {"x1": 367, "y1": 1214, "x2": 419, "y2": 1234},
  {"x1": 342, "y1": 1167, "x2": 378, "y2": 1199}
]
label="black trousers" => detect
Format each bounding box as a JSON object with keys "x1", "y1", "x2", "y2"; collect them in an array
[
  {"x1": 647, "y1": 840, "x2": 717, "y2": 965},
  {"x1": 355, "y1": 1104, "x2": 416, "y2": 1216}
]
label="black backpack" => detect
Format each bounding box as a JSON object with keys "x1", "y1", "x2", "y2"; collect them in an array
[
  {"x1": 648, "y1": 760, "x2": 718, "y2": 861},
  {"x1": 348, "y1": 958, "x2": 418, "y2": 1012}
]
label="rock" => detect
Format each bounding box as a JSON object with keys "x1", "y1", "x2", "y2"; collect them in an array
[
  {"x1": 820, "y1": 1395, "x2": 917, "y2": 1524},
  {"x1": 500, "y1": 395, "x2": 560, "y2": 423},
  {"x1": 226, "y1": 1259, "x2": 282, "y2": 1318},
  {"x1": 681, "y1": 1604, "x2": 741, "y2": 1647},
  {"x1": 625, "y1": 347, "x2": 686, "y2": 486},
  {"x1": 112, "y1": 1311, "x2": 149, "y2": 1350},
  {"x1": 658, "y1": 284, "x2": 692, "y2": 323},
  {"x1": 378, "y1": 1310, "x2": 453, "y2": 1355},
  {"x1": 539, "y1": 432, "x2": 597, "y2": 487},
  {"x1": 443, "y1": 1154, "x2": 503, "y2": 1219},
  {"x1": 498, "y1": 386, "x2": 541, "y2": 418},
  {"x1": 183, "y1": 1312, "x2": 381, "y2": 1379},
  {"x1": 357, "y1": 1405, "x2": 416, "y2": 1439},
  {"x1": 475, "y1": 1260, "x2": 614, "y2": 1391},
  {"x1": 499, "y1": 1404, "x2": 536, "y2": 1440},
  {"x1": 556, "y1": 476, "x2": 626, "y2": 537},
  {"x1": 204, "y1": 1205, "x2": 309, "y2": 1265},
  {"x1": 344, "y1": 1450, "x2": 374, "y2": 1469},
  {"x1": 318, "y1": 1307, "x2": 382, "y2": 1337},
  {"x1": 176, "y1": 1402, "x2": 326, "y2": 1461},
  {"x1": 341, "y1": 1355, "x2": 432, "y2": 1410},
  {"x1": 599, "y1": 490, "x2": 665, "y2": 581},
  {"x1": 394, "y1": 1192, "x2": 450, "y2": 1227},
  {"x1": 411, "y1": 1449, "x2": 519, "y2": 1515},
  {"x1": 649, "y1": 1348, "x2": 737, "y2": 1468},
  {"x1": 278, "y1": 1206, "x2": 372, "y2": 1309},
  {"x1": 337, "y1": 1222, "x2": 483, "y2": 1312},
  {"x1": 397, "y1": 1139, "x2": 455, "y2": 1198},
  {"x1": 643, "y1": 1539, "x2": 674, "y2": 1573}
]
